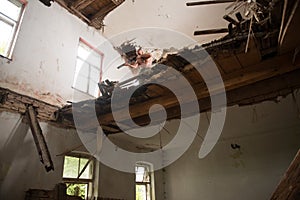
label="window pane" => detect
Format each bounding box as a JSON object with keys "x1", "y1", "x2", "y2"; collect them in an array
[
  {"x1": 73, "y1": 39, "x2": 103, "y2": 95},
  {"x1": 74, "y1": 75, "x2": 88, "y2": 92},
  {"x1": 66, "y1": 183, "x2": 88, "y2": 200},
  {"x1": 86, "y1": 52, "x2": 101, "y2": 68},
  {"x1": 0, "y1": 20, "x2": 13, "y2": 56},
  {"x1": 136, "y1": 185, "x2": 147, "y2": 200},
  {"x1": 90, "y1": 67, "x2": 100, "y2": 82},
  {"x1": 0, "y1": 0, "x2": 22, "y2": 21},
  {"x1": 88, "y1": 79, "x2": 98, "y2": 97},
  {"x1": 74, "y1": 58, "x2": 84, "y2": 75},
  {"x1": 79, "y1": 157, "x2": 92, "y2": 179},
  {"x1": 77, "y1": 44, "x2": 90, "y2": 60},
  {"x1": 136, "y1": 166, "x2": 145, "y2": 182},
  {"x1": 63, "y1": 156, "x2": 79, "y2": 178},
  {"x1": 76, "y1": 59, "x2": 89, "y2": 78}
]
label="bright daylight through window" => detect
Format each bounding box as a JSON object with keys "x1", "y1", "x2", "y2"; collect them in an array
[
  {"x1": 63, "y1": 154, "x2": 94, "y2": 200},
  {"x1": 72, "y1": 38, "x2": 104, "y2": 97},
  {"x1": 136, "y1": 163, "x2": 154, "y2": 200},
  {"x1": 0, "y1": 0, "x2": 26, "y2": 59}
]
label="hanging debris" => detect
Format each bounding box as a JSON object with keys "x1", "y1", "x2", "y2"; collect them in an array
[{"x1": 26, "y1": 105, "x2": 54, "y2": 172}]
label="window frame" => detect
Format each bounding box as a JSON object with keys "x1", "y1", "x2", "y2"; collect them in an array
[
  {"x1": 0, "y1": 0, "x2": 27, "y2": 59},
  {"x1": 72, "y1": 37, "x2": 104, "y2": 97},
  {"x1": 62, "y1": 152, "x2": 95, "y2": 200},
  {"x1": 135, "y1": 162, "x2": 155, "y2": 200}
]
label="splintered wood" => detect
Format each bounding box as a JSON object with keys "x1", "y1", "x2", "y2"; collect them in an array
[{"x1": 27, "y1": 105, "x2": 54, "y2": 172}]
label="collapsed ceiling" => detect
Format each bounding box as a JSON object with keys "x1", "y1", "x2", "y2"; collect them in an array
[
  {"x1": 53, "y1": 0, "x2": 300, "y2": 134},
  {"x1": 1, "y1": 0, "x2": 299, "y2": 135},
  {"x1": 54, "y1": 0, "x2": 125, "y2": 29}
]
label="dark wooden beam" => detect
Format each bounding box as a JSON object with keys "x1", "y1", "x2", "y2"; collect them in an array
[
  {"x1": 194, "y1": 28, "x2": 228, "y2": 36},
  {"x1": 187, "y1": 0, "x2": 234, "y2": 6},
  {"x1": 270, "y1": 150, "x2": 300, "y2": 200},
  {"x1": 27, "y1": 106, "x2": 54, "y2": 172},
  {"x1": 70, "y1": 50, "x2": 300, "y2": 131},
  {"x1": 72, "y1": 0, "x2": 95, "y2": 10},
  {"x1": 97, "y1": 51, "x2": 299, "y2": 125},
  {"x1": 122, "y1": 68, "x2": 300, "y2": 129},
  {"x1": 223, "y1": 15, "x2": 239, "y2": 25}
]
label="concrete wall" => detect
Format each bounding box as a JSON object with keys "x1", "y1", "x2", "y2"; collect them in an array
[{"x1": 162, "y1": 93, "x2": 300, "y2": 200}]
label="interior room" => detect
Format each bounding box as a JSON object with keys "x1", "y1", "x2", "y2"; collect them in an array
[{"x1": 0, "y1": 0, "x2": 299, "y2": 200}]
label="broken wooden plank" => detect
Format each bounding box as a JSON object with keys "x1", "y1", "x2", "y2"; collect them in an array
[{"x1": 27, "y1": 105, "x2": 54, "y2": 172}]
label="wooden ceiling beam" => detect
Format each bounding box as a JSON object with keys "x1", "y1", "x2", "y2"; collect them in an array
[
  {"x1": 72, "y1": 0, "x2": 95, "y2": 10},
  {"x1": 98, "y1": 51, "x2": 299, "y2": 123},
  {"x1": 90, "y1": 2, "x2": 118, "y2": 24},
  {"x1": 127, "y1": 68, "x2": 300, "y2": 129},
  {"x1": 73, "y1": 50, "x2": 299, "y2": 130}
]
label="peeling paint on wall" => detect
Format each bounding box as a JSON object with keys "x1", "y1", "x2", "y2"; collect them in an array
[{"x1": 0, "y1": 76, "x2": 65, "y2": 106}]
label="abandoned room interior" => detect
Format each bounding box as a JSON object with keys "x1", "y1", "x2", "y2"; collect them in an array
[{"x1": 0, "y1": 0, "x2": 300, "y2": 199}]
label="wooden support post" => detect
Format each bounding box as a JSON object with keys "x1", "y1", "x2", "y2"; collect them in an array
[{"x1": 27, "y1": 105, "x2": 54, "y2": 172}]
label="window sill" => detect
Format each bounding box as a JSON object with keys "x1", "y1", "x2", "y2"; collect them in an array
[{"x1": 0, "y1": 54, "x2": 12, "y2": 63}]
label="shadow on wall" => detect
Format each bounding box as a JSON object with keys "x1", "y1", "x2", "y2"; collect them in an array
[{"x1": 0, "y1": 115, "x2": 30, "y2": 196}]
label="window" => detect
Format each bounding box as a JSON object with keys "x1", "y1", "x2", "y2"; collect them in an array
[
  {"x1": 135, "y1": 163, "x2": 154, "y2": 200},
  {"x1": 72, "y1": 38, "x2": 104, "y2": 97},
  {"x1": 63, "y1": 153, "x2": 94, "y2": 200},
  {"x1": 0, "y1": 0, "x2": 26, "y2": 59}
]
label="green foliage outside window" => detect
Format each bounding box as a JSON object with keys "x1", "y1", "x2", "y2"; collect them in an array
[
  {"x1": 66, "y1": 183, "x2": 87, "y2": 199},
  {"x1": 63, "y1": 155, "x2": 93, "y2": 200}
]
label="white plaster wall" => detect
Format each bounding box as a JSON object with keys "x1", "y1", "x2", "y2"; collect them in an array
[
  {"x1": 0, "y1": 0, "x2": 126, "y2": 106},
  {"x1": 162, "y1": 93, "x2": 300, "y2": 200},
  {"x1": 0, "y1": 93, "x2": 299, "y2": 200},
  {"x1": 0, "y1": 110, "x2": 139, "y2": 200},
  {"x1": 99, "y1": 164, "x2": 135, "y2": 200},
  {"x1": 104, "y1": 0, "x2": 229, "y2": 45},
  {"x1": 0, "y1": 111, "x2": 88, "y2": 200}
]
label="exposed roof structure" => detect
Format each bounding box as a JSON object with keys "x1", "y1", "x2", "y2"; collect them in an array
[
  {"x1": 1, "y1": 0, "x2": 299, "y2": 136},
  {"x1": 55, "y1": 0, "x2": 125, "y2": 29},
  {"x1": 52, "y1": 0, "x2": 300, "y2": 134}
]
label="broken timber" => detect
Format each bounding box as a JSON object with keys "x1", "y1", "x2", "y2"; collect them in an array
[{"x1": 26, "y1": 105, "x2": 54, "y2": 172}]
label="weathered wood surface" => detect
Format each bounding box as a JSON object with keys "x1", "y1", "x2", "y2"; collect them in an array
[
  {"x1": 27, "y1": 105, "x2": 54, "y2": 172},
  {"x1": 270, "y1": 150, "x2": 300, "y2": 200},
  {"x1": 56, "y1": 45, "x2": 300, "y2": 133},
  {"x1": 56, "y1": 0, "x2": 125, "y2": 29}
]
